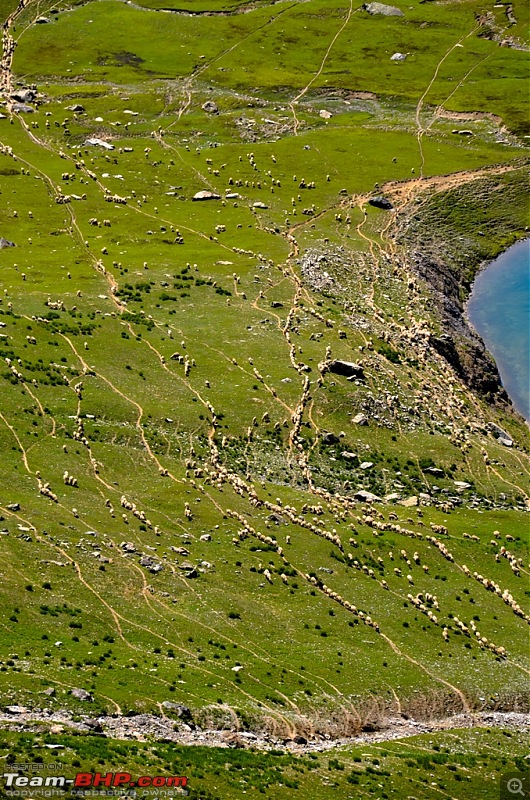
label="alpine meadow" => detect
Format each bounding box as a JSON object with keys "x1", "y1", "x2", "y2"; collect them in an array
[{"x1": 0, "y1": 0, "x2": 529, "y2": 797}]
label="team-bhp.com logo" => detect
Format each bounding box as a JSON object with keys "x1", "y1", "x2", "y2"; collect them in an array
[{"x1": 3, "y1": 771, "x2": 188, "y2": 793}]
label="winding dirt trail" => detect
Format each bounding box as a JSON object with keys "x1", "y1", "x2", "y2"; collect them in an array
[{"x1": 290, "y1": 0, "x2": 356, "y2": 134}]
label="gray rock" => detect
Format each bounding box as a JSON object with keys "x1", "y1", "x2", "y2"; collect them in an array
[
  {"x1": 0, "y1": 238, "x2": 16, "y2": 249},
  {"x1": 399, "y1": 496, "x2": 418, "y2": 507},
  {"x1": 85, "y1": 137, "x2": 114, "y2": 150},
  {"x1": 369, "y1": 195, "x2": 394, "y2": 210},
  {"x1": 293, "y1": 735, "x2": 308, "y2": 744},
  {"x1": 11, "y1": 89, "x2": 35, "y2": 103},
  {"x1": 352, "y1": 413, "x2": 368, "y2": 426},
  {"x1": 390, "y1": 52, "x2": 407, "y2": 61},
  {"x1": 363, "y1": 2, "x2": 403, "y2": 16},
  {"x1": 7, "y1": 503, "x2": 20, "y2": 511},
  {"x1": 192, "y1": 190, "x2": 220, "y2": 201},
  {"x1": 354, "y1": 490, "x2": 382, "y2": 503},
  {"x1": 202, "y1": 101, "x2": 218, "y2": 114},
  {"x1": 70, "y1": 688, "x2": 93, "y2": 701},
  {"x1": 360, "y1": 461, "x2": 373, "y2": 469},
  {"x1": 5, "y1": 705, "x2": 29, "y2": 714},
  {"x1": 322, "y1": 432, "x2": 339, "y2": 445},
  {"x1": 12, "y1": 104, "x2": 34, "y2": 113},
  {"x1": 328, "y1": 360, "x2": 364, "y2": 379}
]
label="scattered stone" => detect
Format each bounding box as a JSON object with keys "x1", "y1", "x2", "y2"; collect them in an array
[
  {"x1": 36, "y1": 15, "x2": 51, "y2": 23},
  {"x1": 0, "y1": 238, "x2": 16, "y2": 249},
  {"x1": 42, "y1": 688, "x2": 56, "y2": 697},
  {"x1": 7, "y1": 503, "x2": 20, "y2": 511},
  {"x1": 85, "y1": 719, "x2": 103, "y2": 733},
  {"x1": 385, "y1": 493, "x2": 401, "y2": 502},
  {"x1": 121, "y1": 541, "x2": 136, "y2": 553},
  {"x1": 11, "y1": 89, "x2": 35, "y2": 103},
  {"x1": 341, "y1": 451, "x2": 357, "y2": 460},
  {"x1": 85, "y1": 137, "x2": 115, "y2": 150},
  {"x1": 399, "y1": 496, "x2": 418, "y2": 507},
  {"x1": 12, "y1": 104, "x2": 34, "y2": 113},
  {"x1": 452, "y1": 129, "x2": 474, "y2": 136},
  {"x1": 454, "y1": 481, "x2": 471, "y2": 489},
  {"x1": 70, "y1": 688, "x2": 93, "y2": 702},
  {"x1": 352, "y1": 413, "x2": 368, "y2": 426},
  {"x1": 322, "y1": 432, "x2": 339, "y2": 445},
  {"x1": 360, "y1": 461, "x2": 373, "y2": 469},
  {"x1": 192, "y1": 190, "x2": 220, "y2": 201},
  {"x1": 355, "y1": 490, "x2": 382, "y2": 502},
  {"x1": 253, "y1": 201, "x2": 268, "y2": 209},
  {"x1": 67, "y1": 104, "x2": 85, "y2": 112},
  {"x1": 363, "y1": 2, "x2": 403, "y2": 15},
  {"x1": 202, "y1": 101, "x2": 218, "y2": 114},
  {"x1": 293, "y1": 735, "x2": 308, "y2": 745},
  {"x1": 319, "y1": 110, "x2": 332, "y2": 119},
  {"x1": 5, "y1": 705, "x2": 29, "y2": 714},
  {"x1": 390, "y1": 52, "x2": 407, "y2": 61},
  {"x1": 487, "y1": 423, "x2": 513, "y2": 446}
]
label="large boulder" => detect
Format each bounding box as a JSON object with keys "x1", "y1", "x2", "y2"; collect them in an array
[
  {"x1": 11, "y1": 89, "x2": 34, "y2": 103},
  {"x1": 192, "y1": 190, "x2": 221, "y2": 201},
  {"x1": 354, "y1": 490, "x2": 382, "y2": 503},
  {"x1": 363, "y1": 2, "x2": 403, "y2": 15},
  {"x1": 71, "y1": 688, "x2": 93, "y2": 702},
  {"x1": 369, "y1": 195, "x2": 393, "y2": 210},
  {"x1": 328, "y1": 360, "x2": 365, "y2": 379},
  {"x1": 85, "y1": 137, "x2": 114, "y2": 150},
  {"x1": 202, "y1": 101, "x2": 218, "y2": 114}
]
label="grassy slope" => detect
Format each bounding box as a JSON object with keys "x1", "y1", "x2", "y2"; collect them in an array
[
  {"x1": 0, "y1": 0, "x2": 529, "y2": 795},
  {"x1": 0, "y1": 727, "x2": 527, "y2": 800}
]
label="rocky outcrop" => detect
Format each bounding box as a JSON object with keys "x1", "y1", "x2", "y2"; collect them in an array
[{"x1": 410, "y1": 250, "x2": 508, "y2": 400}]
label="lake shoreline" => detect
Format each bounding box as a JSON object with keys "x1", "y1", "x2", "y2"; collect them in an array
[{"x1": 466, "y1": 238, "x2": 530, "y2": 422}]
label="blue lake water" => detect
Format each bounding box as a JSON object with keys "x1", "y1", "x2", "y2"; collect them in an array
[{"x1": 467, "y1": 238, "x2": 529, "y2": 420}]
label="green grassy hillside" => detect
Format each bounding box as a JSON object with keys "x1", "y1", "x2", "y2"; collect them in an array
[{"x1": 0, "y1": 0, "x2": 528, "y2": 795}]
